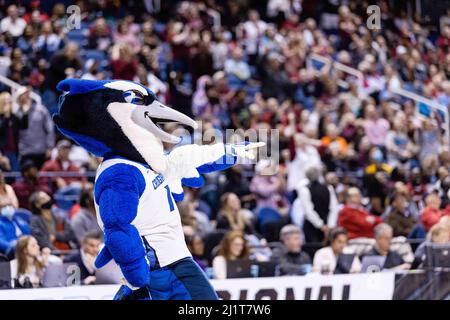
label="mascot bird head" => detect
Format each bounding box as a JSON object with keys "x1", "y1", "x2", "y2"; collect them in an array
[{"x1": 53, "y1": 79, "x2": 197, "y2": 172}]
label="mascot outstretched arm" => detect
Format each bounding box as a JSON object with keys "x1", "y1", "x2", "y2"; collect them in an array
[{"x1": 53, "y1": 79, "x2": 264, "y2": 300}]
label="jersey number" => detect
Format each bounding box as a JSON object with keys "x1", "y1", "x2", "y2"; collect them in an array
[{"x1": 164, "y1": 185, "x2": 175, "y2": 212}]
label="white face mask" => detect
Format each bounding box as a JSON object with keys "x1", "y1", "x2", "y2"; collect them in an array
[{"x1": 1, "y1": 205, "x2": 15, "y2": 220}]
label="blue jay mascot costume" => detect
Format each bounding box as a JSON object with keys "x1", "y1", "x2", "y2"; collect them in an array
[{"x1": 53, "y1": 79, "x2": 263, "y2": 300}]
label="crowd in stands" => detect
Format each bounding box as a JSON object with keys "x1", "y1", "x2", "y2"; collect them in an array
[{"x1": 0, "y1": 0, "x2": 450, "y2": 288}]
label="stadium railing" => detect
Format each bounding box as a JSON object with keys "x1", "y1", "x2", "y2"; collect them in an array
[
  {"x1": 0, "y1": 74, "x2": 43, "y2": 111},
  {"x1": 307, "y1": 53, "x2": 450, "y2": 145}
]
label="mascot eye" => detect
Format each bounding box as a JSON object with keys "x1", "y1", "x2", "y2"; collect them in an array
[{"x1": 123, "y1": 90, "x2": 145, "y2": 105}]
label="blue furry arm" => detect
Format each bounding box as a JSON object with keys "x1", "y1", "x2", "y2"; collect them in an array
[{"x1": 94, "y1": 164, "x2": 148, "y2": 288}]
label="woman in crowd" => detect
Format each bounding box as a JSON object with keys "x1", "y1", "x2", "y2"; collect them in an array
[
  {"x1": 0, "y1": 169, "x2": 18, "y2": 208},
  {"x1": 0, "y1": 91, "x2": 27, "y2": 172},
  {"x1": 186, "y1": 233, "x2": 208, "y2": 271},
  {"x1": 178, "y1": 197, "x2": 213, "y2": 237},
  {"x1": 313, "y1": 227, "x2": 361, "y2": 274},
  {"x1": 413, "y1": 222, "x2": 450, "y2": 268},
  {"x1": 216, "y1": 192, "x2": 256, "y2": 235},
  {"x1": 212, "y1": 230, "x2": 250, "y2": 279},
  {"x1": 70, "y1": 185, "x2": 103, "y2": 245},
  {"x1": 250, "y1": 159, "x2": 289, "y2": 214},
  {"x1": 29, "y1": 191, "x2": 77, "y2": 250},
  {"x1": 12, "y1": 235, "x2": 50, "y2": 288},
  {"x1": 384, "y1": 192, "x2": 418, "y2": 238}
]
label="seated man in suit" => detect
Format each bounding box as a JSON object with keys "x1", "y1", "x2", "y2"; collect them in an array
[
  {"x1": 271, "y1": 225, "x2": 312, "y2": 275},
  {"x1": 63, "y1": 231, "x2": 102, "y2": 285},
  {"x1": 363, "y1": 223, "x2": 410, "y2": 271}
]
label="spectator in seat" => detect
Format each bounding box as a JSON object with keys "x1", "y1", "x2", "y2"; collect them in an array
[
  {"x1": 384, "y1": 192, "x2": 418, "y2": 237},
  {"x1": 216, "y1": 192, "x2": 256, "y2": 235},
  {"x1": 110, "y1": 42, "x2": 138, "y2": 81},
  {"x1": 296, "y1": 166, "x2": 338, "y2": 243},
  {"x1": 413, "y1": 222, "x2": 450, "y2": 269},
  {"x1": 271, "y1": 225, "x2": 311, "y2": 275},
  {"x1": 212, "y1": 231, "x2": 250, "y2": 279},
  {"x1": 421, "y1": 192, "x2": 450, "y2": 232},
  {"x1": 287, "y1": 133, "x2": 322, "y2": 192},
  {"x1": 313, "y1": 227, "x2": 361, "y2": 274},
  {"x1": 178, "y1": 198, "x2": 213, "y2": 238},
  {"x1": 12, "y1": 160, "x2": 52, "y2": 210},
  {"x1": 240, "y1": 10, "x2": 267, "y2": 65},
  {"x1": 0, "y1": 91, "x2": 28, "y2": 171},
  {"x1": 88, "y1": 17, "x2": 112, "y2": 51},
  {"x1": 15, "y1": 86, "x2": 54, "y2": 169},
  {"x1": 35, "y1": 21, "x2": 63, "y2": 61},
  {"x1": 320, "y1": 123, "x2": 350, "y2": 171},
  {"x1": 113, "y1": 18, "x2": 140, "y2": 51},
  {"x1": 40, "y1": 139, "x2": 84, "y2": 193},
  {"x1": 250, "y1": 159, "x2": 289, "y2": 214},
  {"x1": 0, "y1": 5, "x2": 26, "y2": 38},
  {"x1": 186, "y1": 233, "x2": 208, "y2": 271},
  {"x1": 338, "y1": 187, "x2": 382, "y2": 239},
  {"x1": 63, "y1": 231, "x2": 102, "y2": 285},
  {"x1": 224, "y1": 46, "x2": 251, "y2": 82},
  {"x1": 43, "y1": 42, "x2": 82, "y2": 98},
  {"x1": 363, "y1": 104, "x2": 390, "y2": 148},
  {"x1": 260, "y1": 52, "x2": 290, "y2": 101},
  {"x1": 363, "y1": 223, "x2": 410, "y2": 270},
  {"x1": 0, "y1": 170, "x2": 18, "y2": 208},
  {"x1": 70, "y1": 186, "x2": 102, "y2": 245},
  {"x1": 11, "y1": 235, "x2": 50, "y2": 288},
  {"x1": 222, "y1": 166, "x2": 256, "y2": 211},
  {"x1": 0, "y1": 204, "x2": 30, "y2": 258},
  {"x1": 363, "y1": 147, "x2": 392, "y2": 215},
  {"x1": 29, "y1": 191, "x2": 77, "y2": 251}
]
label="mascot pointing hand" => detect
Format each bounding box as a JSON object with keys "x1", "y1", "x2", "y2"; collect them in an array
[{"x1": 53, "y1": 78, "x2": 264, "y2": 300}]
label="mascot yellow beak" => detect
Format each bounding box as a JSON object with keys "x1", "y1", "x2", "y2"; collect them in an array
[{"x1": 131, "y1": 100, "x2": 198, "y2": 144}]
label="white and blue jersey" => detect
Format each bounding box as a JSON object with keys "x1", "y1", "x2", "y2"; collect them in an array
[
  {"x1": 93, "y1": 155, "x2": 219, "y2": 300},
  {"x1": 94, "y1": 157, "x2": 191, "y2": 267}
]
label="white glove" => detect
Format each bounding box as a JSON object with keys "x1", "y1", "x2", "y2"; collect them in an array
[{"x1": 225, "y1": 142, "x2": 266, "y2": 160}]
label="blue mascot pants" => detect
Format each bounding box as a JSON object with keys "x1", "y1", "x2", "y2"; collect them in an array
[{"x1": 113, "y1": 239, "x2": 218, "y2": 300}]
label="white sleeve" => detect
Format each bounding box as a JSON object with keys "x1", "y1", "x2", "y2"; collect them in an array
[
  {"x1": 164, "y1": 143, "x2": 226, "y2": 194},
  {"x1": 327, "y1": 186, "x2": 339, "y2": 228},
  {"x1": 312, "y1": 248, "x2": 328, "y2": 272},
  {"x1": 290, "y1": 198, "x2": 305, "y2": 229},
  {"x1": 350, "y1": 255, "x2": 362, "y2": 273},
  {"x1": 298, "y1": 186, "x2": 324, "y2": 229},
  {"x1": 212, "y1": 256, "x2": 227, "y2": 280}
]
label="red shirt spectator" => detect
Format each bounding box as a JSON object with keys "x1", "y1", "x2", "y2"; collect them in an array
[
  {"x1": 12, "y1": 161, "x2": 52, "y2": 210},
  {"x1": 338, "y1": 187, "x2": 382, "y2": 239},
  {"x1": 110, "y1": 43, "x2": 138, "y2": 81},
  {"x1": 420, "y1": 193, "x2": 450, "y2": 231},
  {"x1": 39, "y1": 140, "x2": 85, "y2": 192}
]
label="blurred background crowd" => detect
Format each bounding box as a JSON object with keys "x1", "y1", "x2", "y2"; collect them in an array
[{"x1": 0, "y1": 0, "x2": 450, "y2": 288}]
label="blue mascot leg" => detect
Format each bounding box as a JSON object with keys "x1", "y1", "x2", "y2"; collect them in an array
[
  {"x1": 148, "y1": 267, "x2": 187, "y2": 300},
  {"x1": 149, "y1": 258, "x2": 218, "y2": 300},
  {"x1": 142, "y1": 239, "x2": 218, "y2": 300},
  {"x1": 168, "y1": 257, "x2": 219, "y2": 300},
  {"x1": 113, "y1": 285, "x2": 151, "y2": 300}
]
